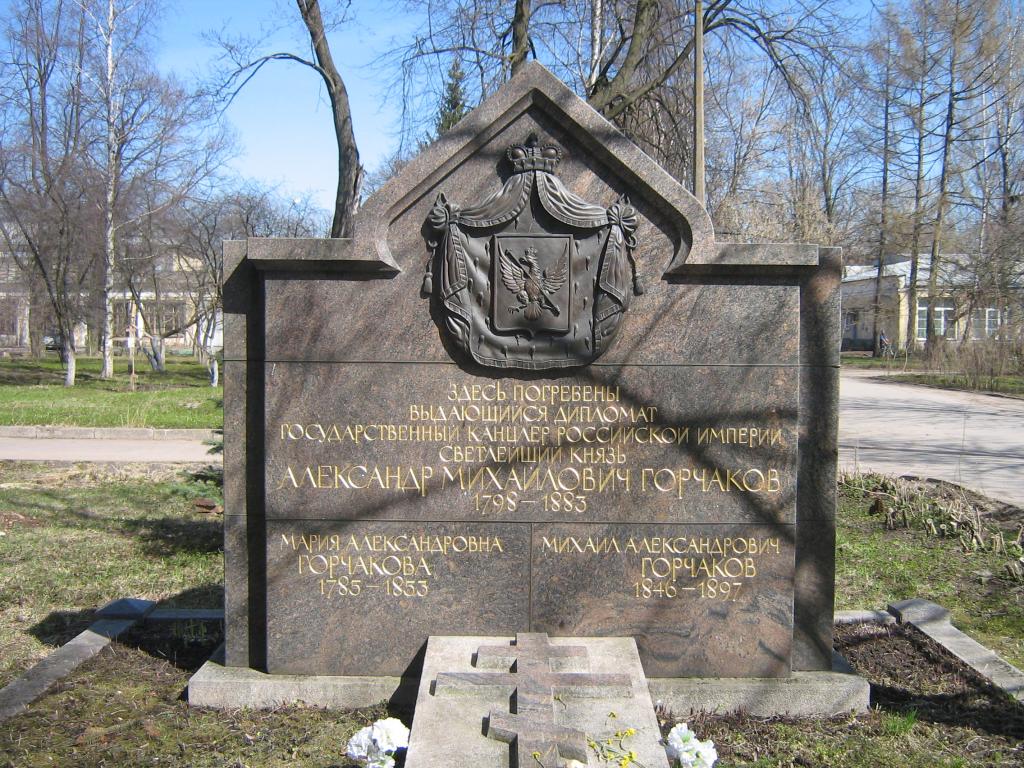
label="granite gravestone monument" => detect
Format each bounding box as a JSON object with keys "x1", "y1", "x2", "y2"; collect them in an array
[{"x1": 205, "y1": 63, "x2": 847, "y2": 708}]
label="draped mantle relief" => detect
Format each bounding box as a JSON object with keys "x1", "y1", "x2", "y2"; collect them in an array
[{"x1": 424, "y1": 133, "x2": 641, "y2": 370}]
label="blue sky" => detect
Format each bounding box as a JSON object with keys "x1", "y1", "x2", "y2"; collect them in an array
[
  {"x1": 4, "y1": 1, "x2": 877, "y2": 213},
  {"x1": 155, "y1": 0, "x2": 422, "y2": 210}
]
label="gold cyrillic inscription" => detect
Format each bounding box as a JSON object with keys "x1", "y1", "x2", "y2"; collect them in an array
[
  {"x1": 275, "y1": 380, "x2": 793, "y2": 513},
  {"x1": 537, "y1": 534, "x2": 783, "y2": 603},
  {"x1": 280, "y1": 530, "x2": 505, "y2": 601}
]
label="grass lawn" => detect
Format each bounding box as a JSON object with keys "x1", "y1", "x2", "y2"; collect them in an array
[
  {"x1": 886, "y1": 372, "x2": 1024, "y2": 397},
  {"x1": 0, "y1": 355, "x2": 222, "y2": 429},
  {"x1": 840, "y1": 352, "x2": 922, "y2": 370},
  {"x1": 0, "y1": 465, "x2": 1021, "y2": 766},
  {"x1": 840, "y1": 353, "x2": 1024, "y2": 397},
  {"x1": 0, "y1": 462, "x2": 223, "y2": 690},
  {"x1": 3, "y1": 624, "x2": 388, "y2": 768},
  {"x1": 837, "y1": 474, "x2": 1024, "y2": 669}
]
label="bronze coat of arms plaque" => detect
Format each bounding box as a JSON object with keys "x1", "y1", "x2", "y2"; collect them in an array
[
  {"x1": 424, "y1": 133, "x2": 641, "y2": 369},
  {"x1": 492, "y1": 233, "x2": 572, "y2": 335}
]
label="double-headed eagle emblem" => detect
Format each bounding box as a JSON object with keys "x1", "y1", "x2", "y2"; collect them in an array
[{"x1": 499, "y1": 245, "x2": 568, "y2": 321}]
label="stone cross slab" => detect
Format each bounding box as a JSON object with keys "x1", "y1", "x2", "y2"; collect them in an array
[{"x1": 433, "y1": 633, "x2": 632, "y2": 767}]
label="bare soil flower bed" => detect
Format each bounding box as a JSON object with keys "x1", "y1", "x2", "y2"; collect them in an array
[
  {"x1": 3, "y1": 620, "x2": 1022, "y2": 767},
  {"x1": 663, "y1": 623, "x2": 1024, "y2": 767}
]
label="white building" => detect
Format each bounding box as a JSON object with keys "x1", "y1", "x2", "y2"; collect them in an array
[{"x1": 841, "y1": 254, "x2": 1017, "y2": 351}]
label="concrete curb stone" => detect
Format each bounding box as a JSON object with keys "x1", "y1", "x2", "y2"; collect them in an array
[
  {"x1": 0, "y1": 599, "x2": 155, "y2": 723},
  {"x1": 834, "y1": 609, "x2": 896, "y2": 625}
]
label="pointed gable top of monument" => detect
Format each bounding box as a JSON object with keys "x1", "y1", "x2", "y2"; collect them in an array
[{"x1": 354, "y1": 61, "x2": 716, "y2": 274}]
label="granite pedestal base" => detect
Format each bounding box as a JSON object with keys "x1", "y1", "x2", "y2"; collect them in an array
[
  {"x1": 649, "y1": 653, "x2": 869, "y2": 718},
  {"x1": 188, "y1": 644, "x2": 869, "y2": 719},
  {"x1": 187, "y1": 646, "x2": 414, "y2": 710}
]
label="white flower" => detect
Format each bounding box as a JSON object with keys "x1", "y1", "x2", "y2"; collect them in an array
[
  {"x1": 346, "y1": 726, "x2": 375, "y2": 761},
  {"x1": 693, "y1": 739, "x2": 718, "y2": 768},
  {"x1": 365, "y1": 751, "x2": 395, "y2": 768},
  {"x1": 347, "y1": 718, "x2": 410, "y2": 767},
  {"x1": 666, "y1": 723, "x2": 697, "y2": 763},
  {"x1": 665, "y1": 723, "x2": 716, "y2": 768},
  {"x1": 370, "y1": 717, "x2": 410, "y2": 753}
]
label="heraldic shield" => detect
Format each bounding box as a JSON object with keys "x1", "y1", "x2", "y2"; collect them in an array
[{"x1": 423, "y1": 133, "x2": 642, "y2": 370}]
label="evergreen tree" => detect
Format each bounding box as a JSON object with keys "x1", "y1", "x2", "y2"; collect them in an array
[{"x1": 436, "y1": 58, "x2": 470, "y2": 135}]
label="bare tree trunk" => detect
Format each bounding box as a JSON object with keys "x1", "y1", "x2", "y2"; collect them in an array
[
  {"x1": 961, "y1": 298, "x2": 975, "y2": 343},
  {"x1": 693, "y1": 0, "x2": 705, "y2": 205},
  {"x1": 100, "y1": 222, "x2": 116, "y2": 377},
  {"x1": 29, "y1": 280, "x2": 46, "y2": 358},
  {"x1": 905, "y1": 77, "x2": 928, "y2": 352},
  {"x1": 925, "y1": 1, "x2": 964, "y2": 354},
  {"x1": 586, "y1": 0, "x2": 603, "y2": 89},
  {"x1": 510, "y1": 0, "x2": 532, "y2": 76},
  {"x1": 154, "y1": 336, "x2": 165, "y2": 371},
  {"x1": 141, "y1": 334, "x2": 165, "y2": 372},
  {"x1": 588, "y1": 0, "x2": 660, "y2": 116},
  {"x1": 61, "y1": 334, "x2": 76, "y2": 387},
  {"x1": 872, "y1": 38, "x2": 894, "y2": 356},
  {"x1": 296, "y1": 0, "x2": 360, "y2": 238},
  {"x1": 99, "y1": 0, "x2": 118, "y2": 379}
]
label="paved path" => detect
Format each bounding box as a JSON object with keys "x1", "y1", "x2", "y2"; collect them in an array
[
  {"x1": 0, "y1": 436, "x2": 213, "y2": 463},
  {"x1": 0, "y1": 427, "x2": 214, "y2": 464},
  {"x1": 839, "y1": 369, "x2": 1024, "y2": 507}
]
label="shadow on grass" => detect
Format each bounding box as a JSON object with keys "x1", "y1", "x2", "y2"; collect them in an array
[
  {"x1": 186, "y1": 464, "x2": 223, "y2": 485},
  {"x1": 158, "y1": 583, "x2": 225, "y2": 609},
  {"x1": 0, "y1": 359, "x2": 61, "y2": 386},
  {"x1": 26, "y1": 586, "x2": 226, "y2": 655},
  {"x1": 0, "y1": 355, "x2": 219, "y2": 390},
  {"x1": 116, "y1": 514, "x2": 223, "y2": 557},
  {"x1": 115, "y1": 621, "x2": 225, "y2": 674},
  {"x1": 26, "y1": 609, "x2": 97, "y2": 650},
  {"x1": 58, "y1": 504, "x2": 224, "y2": 557},
  {"x1": 7, "y1": 487, "x2": 224, "y2": 557},
  {"x1": 872, "y1": 684, "x2": 1024, "y2": 740}
]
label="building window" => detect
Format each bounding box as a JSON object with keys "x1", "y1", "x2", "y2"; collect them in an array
[
  {"x1": 969, "y1": 307, "x2": 1002, "y2": 340},
  {"x1": 158, "y1": 302, "x2": 187, "y2": 337},
  {"x1": 986, "y1": 308, "x2": 1000, "y2": 338},
  {"x1": 971, "y1": 309, "x2": 984, "y2": 340},
  {"x1": 153, "y1": 254, "x2": 175, "y2": 273},
  {"x1": 113, "y1": 301, "x2": 134, "y2": 338},
  {"x1": 0, "y1": 297, "x2": 19, "y2": 336},
  {"x1": 917, "y1": 298, "x2": 956, "y2": 340},
  {"x1": 0, "y1": 256, "x2": 17, "y2": 282},
  {"x1": 843, "y1": 310, "x2": 860, "y2": 339}
]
